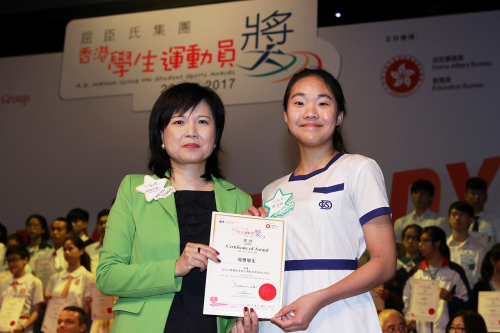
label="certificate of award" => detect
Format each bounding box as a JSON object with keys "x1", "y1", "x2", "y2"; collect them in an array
[
  {"x1": 203, "y1": 212, "x2": 286, "y2": 319},
  {"x1": 0, "y1": 272, "x2": 11, "y2": 286},
  {"x1": 35, "y1": 256, "x2": 56, "y2": 292},
  {"x1": 409, "y1": 279, "x2": 439, "y2": 322},
  {"x1": 478, "y1": 291, "x2": 500, "y2": 332},
  {"x1": 91, "y1": 283, "x2": 116, "y2": 320},
  {"x1": 42, "y1": 297, "x2": 72, "y2": 333},
  {"x1": 0, "y1": 297, "x2": 25, "y2": 332},
  {"x1": 369, "y1": 285, "x2": 385, "y2": 314}
]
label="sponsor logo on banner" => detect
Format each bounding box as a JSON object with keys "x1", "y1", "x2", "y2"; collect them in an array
[
  {"x1": 60, "y1": 0, "x2": 340, "y2": 111},
  {"x1": 381, "y1": 54, "x2": 424, "y2": 98}
]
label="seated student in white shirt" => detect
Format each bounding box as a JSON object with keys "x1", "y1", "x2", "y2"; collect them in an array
[
  {"x1": 25, "y1": 214, "x2": 52, "y2": 268},
  {"x1": 45, "y1": 236, "x2": 95, "y2": 316},
  {"x1": 0, "y1": 245, "x2": 43, "y2": 333},
  {"x1": 447, "y1": 201, "x2": 487, "y2": 289},
  {"x1": 394, "y1": 179, "x2": 451, "y2": 256},
  {"x1": 67, "y1": 208, "x2": 95, "y2": 247},
  {"x1": 465, "y1": 177, "x2": 498, "y2": 249},
  {"x1": 86, "y1": 209, "x2": 108, "y2": 276}
]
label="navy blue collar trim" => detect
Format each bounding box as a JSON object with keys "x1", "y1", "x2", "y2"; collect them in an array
[{"x1": 289, "y1": 153, "x2": 344, "y2": 182}]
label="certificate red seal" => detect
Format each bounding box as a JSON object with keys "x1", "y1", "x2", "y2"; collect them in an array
[
  {"x1": 107, "y1": 307, "x2": 113, "y2": 313},
  {"x1": 428, "y1": 308, "x2": 435, "y2": 315},
  {"x1": 259, "y1": 284, "x2": 277, "y2": 301},
  {"x1": 10, "y1": 321, "x2": 15, "y2": 326}
]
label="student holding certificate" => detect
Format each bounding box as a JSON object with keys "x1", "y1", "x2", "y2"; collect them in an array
[
  {"x1": 45, "y1": 236, "x2": 94, "y2": 316},
  {"x1": 97, "y1": 83, "x2": 258, "y2": 333},
  {"x1": 403, "y1": 226, "x2": 470, "y2": 333},
  {"x1": 247, "y1": 68, "x2": 397, "y2": 332},
  {"x1": 0, "y1": 245, "x2": 43, "y2": 333}
]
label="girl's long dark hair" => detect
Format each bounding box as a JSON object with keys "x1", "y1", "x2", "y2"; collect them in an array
[{"x1": 65, "y1": 236, "x2": 91, "y2": 272}]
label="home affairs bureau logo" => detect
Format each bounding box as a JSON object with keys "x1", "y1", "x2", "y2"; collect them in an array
[{"x1": 381, "y1": 55, "x2": 425, "y2": 98}]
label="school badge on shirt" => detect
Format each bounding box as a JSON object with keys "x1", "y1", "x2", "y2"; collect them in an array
[
  {"x1": 135, "y1": 175, "x2": 176, "y2": 202},
  {"x1": 264, "y1": 189, "x2": 295, "y2": 218}
]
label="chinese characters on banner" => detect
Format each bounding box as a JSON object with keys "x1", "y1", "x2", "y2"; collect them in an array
[{"x1": 60, "y1": 0, "x2": 341, "y2": 111}]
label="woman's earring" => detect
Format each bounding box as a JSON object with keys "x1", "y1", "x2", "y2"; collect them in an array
[
  {"x1": 214, "y1": 144, "x2": 216, "y2": 148},
  {"x1": 161, "y1": 144, "x2": 165, "y2": 149}
]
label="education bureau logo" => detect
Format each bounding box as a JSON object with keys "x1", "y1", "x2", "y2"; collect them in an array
[{"x1": 381, "y1": 55, "x2": 425, "y2": 97}]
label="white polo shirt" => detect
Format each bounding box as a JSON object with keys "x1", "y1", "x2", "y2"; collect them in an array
[
  {"x1": 394, "y1": 209, "x2": 451, "y2": 244},
  {"x1": 46, "y1": 265, "x2": 95, "y2": 308},
  {"x1": 447, "y1": 235, "x2": 486, "y2": 288},
  {"x1": 259, "y1": 153, "x2": 391, "y2": 333},
  {"x1": 0, "y1": 273, "x2": 44, "y2": 333}
]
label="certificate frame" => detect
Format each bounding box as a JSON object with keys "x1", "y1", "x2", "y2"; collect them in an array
[
  {"x1": 478, "y1": 291, "x2": 500, "y2": 332},
  {"x1": 203, "y1": 212, "x2": 287, "y2": 319},
  {"x1": 409, "y1": 279, "x2": 439, "y2": 322}
]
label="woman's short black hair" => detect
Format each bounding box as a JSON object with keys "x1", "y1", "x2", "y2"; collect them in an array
[
  {"x1": 148, "y1": 82, "x2": 225, "y2": 181},
  {"x1": 446, "y1": 310, "x2": 487, "y2": 333},
  {"x1": 282, "y1": 68, "x2": 348, "y2": 153},
  {"x1": 25, "y1": 214, "x2": 50, "y2": 241},
  {"x1": 422, "y1": 226, "x2": 450, "y2": 259}
]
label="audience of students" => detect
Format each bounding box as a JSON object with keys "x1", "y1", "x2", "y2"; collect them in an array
[
  {"x1": 0, "y1": 245, "x2": 43, "y2": 333},
  {"x1": 465, "y1": 177, "x2": 498, "y2": 249},
  {"x1": 394, "y1": 180, "x2": 451, "y2": 256}
]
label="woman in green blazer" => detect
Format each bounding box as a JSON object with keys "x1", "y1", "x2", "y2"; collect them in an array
[{"x1": 96, "y1": 83, "x2": 259, "y2": 333}]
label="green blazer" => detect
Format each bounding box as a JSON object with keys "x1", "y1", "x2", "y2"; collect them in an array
[{"x1": 96, "y1": 174, "x2": 253, "y2": 333}]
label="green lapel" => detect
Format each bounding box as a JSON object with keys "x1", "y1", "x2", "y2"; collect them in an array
[
  {"x1": 213, "y1": 177, "x2": 238, "y2": 214},
  {"x1": 151, "y1": 174, "x2": 178, "y2": 226}
]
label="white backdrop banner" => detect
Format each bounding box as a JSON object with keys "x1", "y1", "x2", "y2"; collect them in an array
[{"x1": 60, "y1": 0, "x2": 340, "y2": 111}]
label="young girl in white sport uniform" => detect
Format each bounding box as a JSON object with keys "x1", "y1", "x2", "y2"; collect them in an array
[{"x1": 246, "y1": 68, "x2": 397, "y2": 332}]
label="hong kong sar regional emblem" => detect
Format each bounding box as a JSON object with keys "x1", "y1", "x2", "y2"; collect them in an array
[{"x1": 381, "y1": 54, "x2": 424, "y2": 98}]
